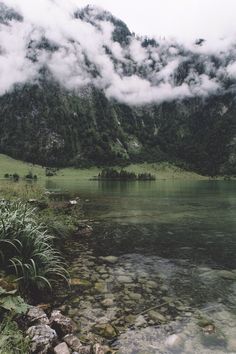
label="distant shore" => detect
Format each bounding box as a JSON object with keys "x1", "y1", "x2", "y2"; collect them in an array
[{"x1": 0, "y1": 153, "x2": 209, "y2": 181}]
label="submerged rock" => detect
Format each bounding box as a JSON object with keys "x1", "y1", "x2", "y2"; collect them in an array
[
  {"x1": 146, "y1": 280, "x2": 158, "y2": 289},
  {"x1": 165, "y1": 334, "x2": 184, "y2": 349},
  {"x1": 202, "y1": 324, "x2": 216, "y2": 334},
  {"x1": 100, "y1": 256, "x2": 118, "y2": 264},
  {"x1": 92, "y1": 323, "x2": 118, "y2": 339},
  {"x1": 148, "y1": 310, "x2": 166, "y2": 323},
  {"x1": 117, "y1": 275, "x2": 133, "y2": 283},
  {"x1": 93, "y1": 343, "x2": 112, "y2": 354},
  {"x1": 26, "y1": 324, "x2": 57, "y2": 354},
  {"x1": 94, "y1": 282, "x2": 108, "y2": 294},
  {"x1": 77, "y1": 346, "x2": 93, "y2": 354},
  {"x1": 227, "y1": 338, "x2": 236, "y2": 352},
  {"x1": 69, "y1": 278, "x2": 91, "y2": 289},
  {"x1": 54, "y1": 342, "x2": 70, "y2": 354},
  {"x1": 135, "y1": 315, "x2": 147, "y2": 327},
  {"x1": 201, "y1": 327, "x2": 227, "y2": 347},
  {"x1": 101, "y1": 298, "x2": 114, "y2": 308},
  {"x1": 217, "y1": 270, "x2": 236, "y2": 280},
  {"x1": 125, "y1": 314, "x2": 136, "y2": 325},
  {"x1": 127, "y1": 292, "x2": 142, "y2": 301}
]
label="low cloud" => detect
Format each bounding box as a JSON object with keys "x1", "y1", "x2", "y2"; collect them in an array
[{"x1": 0, "y1": 0, "x2": 236, "y2": 105}]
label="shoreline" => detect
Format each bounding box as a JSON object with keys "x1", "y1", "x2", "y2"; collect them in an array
[
  {"x1": 0, "y1": 175, "x2": 236, "y2": 353},
  {"x1": 0, "y1": 153, "x2": 208, "y2": 181}
]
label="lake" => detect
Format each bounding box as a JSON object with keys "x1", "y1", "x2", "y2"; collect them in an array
[{"x1": 46, "y1": 179, "x2": 236, "y2": 353}]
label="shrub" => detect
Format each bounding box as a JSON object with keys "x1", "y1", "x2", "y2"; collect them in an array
[
  {"x1": 25, "y1": 171, "x2": 33, "y2": 179},
  {"x1": 45, "y1": 168, "x2": 57, "y2": 177},
  {"x1": 12, "y1": 173, "x2": 19, "y2": 182},
  {"x1": 0, "y1": 201, "x2": 68, "y2": 295},
  {"x1": 24, "y1": 171, "x2": 37, "y2": 180},
  {"x1": 4, "y1": 174, "x2": 9, "y2": 179}
]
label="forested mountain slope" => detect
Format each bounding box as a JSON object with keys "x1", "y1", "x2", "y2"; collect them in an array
[{"x1": 0, "y1": 2, "x2": 236, "y2": 175}]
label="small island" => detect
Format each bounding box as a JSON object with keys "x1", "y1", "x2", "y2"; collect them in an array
[{"x1": 93, "y1": 168, "x2": 156, "y2": 181}]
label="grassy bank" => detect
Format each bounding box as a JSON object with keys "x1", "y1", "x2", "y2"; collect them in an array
[
  {"x1": 0, "y1": 182, "x2": 79, "y2": 353},
  {"x1": 0, "y1": 154, "x2": 206, "y2": 180}
]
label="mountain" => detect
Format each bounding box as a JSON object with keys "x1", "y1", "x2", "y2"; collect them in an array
[{"x1": 0, "y1": 2, "x2": 235, "y2": 175}]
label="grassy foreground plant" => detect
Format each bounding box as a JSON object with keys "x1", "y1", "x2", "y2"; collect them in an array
[{"x1": 0, "y1": 200, "x2": 68, "y2": 296}]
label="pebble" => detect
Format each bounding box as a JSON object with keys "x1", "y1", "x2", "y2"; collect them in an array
[
  {"x1": 100, "y1": 256, "x2": 118, "y2": 264},
  {"x1": 117, "y1": 275, "x2": 133, "y2": 283}
]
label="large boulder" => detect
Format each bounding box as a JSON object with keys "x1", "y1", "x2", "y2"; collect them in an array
[
  {"x1": 50, "y1": 310, "x2": 77, "y2": 337},
  {"x1": 26, "y1": 324, "x2": 57, "y2": 354},
  {"x1": 27, "y1": 306, "x2": 49, "y2": 325}
]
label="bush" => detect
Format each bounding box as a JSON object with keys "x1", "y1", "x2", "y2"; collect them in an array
[
  {"x1": 45, "y1": 168, "x2": 57, "y2": 177},
  {"x1": 12, "y1": 173, "x2": 19, "y2": 182},
  {"x1": 0, "y1": 201, "x2": 68, "y2": 295},
  {"x1": 24, "y1": 171, "x2": 37, "y2": 180},
  {"x1": 4, "y1": 174, "x2": 9, "y2": 179}
]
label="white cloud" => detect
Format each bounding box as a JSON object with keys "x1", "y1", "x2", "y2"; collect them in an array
[
  {"x1": 0, "y1": 0, "x2": 235, "y2": 105},
  {"x1": 129, "y1": 38, "x2": 147, "y2": 63},
  {"x1": 227, "y1": 62, "x2": 236, "y2": 79}
]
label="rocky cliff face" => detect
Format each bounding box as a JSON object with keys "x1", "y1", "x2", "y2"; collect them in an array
[{"x1": 0, "y1": 2, "x2": 235, "y2": 174}]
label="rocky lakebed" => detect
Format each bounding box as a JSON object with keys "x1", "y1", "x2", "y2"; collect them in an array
[{"x1": 34, "y1": 221, "x2": 236, "y2": 354}]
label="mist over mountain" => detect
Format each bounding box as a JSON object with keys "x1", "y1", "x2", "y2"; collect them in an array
[{"x1": 0, "y1": 0, "x2": 236, "y2": 174}]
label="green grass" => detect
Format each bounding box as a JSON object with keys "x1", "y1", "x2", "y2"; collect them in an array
[
  {"x1": 124, "y1": 162, "x2": 206, "y2": 180},
  {"x1": 0, "y1": 315, "x2": 30, "y2": 354},
  {"x1": 0, "y1": 154, "x2": 45, "y2": 178},
  {"x1": 0, "y1": 181, "x2": 46, "y2": 201},
  {"x1": 0, "y1": 201, "x2": 68, "y2": 294},
  {"x1": 0, "y1": 153, "x2": 205, "y2": 180}
]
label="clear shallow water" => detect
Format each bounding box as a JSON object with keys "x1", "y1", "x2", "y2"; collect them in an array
[{"x1": 46, "y1": 179, "x2": 236, "y2": 353}]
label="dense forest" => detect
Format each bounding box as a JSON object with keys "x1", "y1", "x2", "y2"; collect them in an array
[{"x1": 0, "y1": 81, "x2": 235, "y2": 175}]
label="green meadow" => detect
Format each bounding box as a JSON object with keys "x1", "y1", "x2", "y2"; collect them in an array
[{"x1": 0, "y1": 153, "x2": 205, "y2": 181}]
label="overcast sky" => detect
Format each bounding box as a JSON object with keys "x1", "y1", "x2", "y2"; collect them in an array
[{"x1": 76, "y1": 0, "x2": 236, "y2": 41}]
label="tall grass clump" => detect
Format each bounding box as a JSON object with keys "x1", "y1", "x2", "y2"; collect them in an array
[{"x1": 0, "y1": 200, "x2": 68, "y2": 296}]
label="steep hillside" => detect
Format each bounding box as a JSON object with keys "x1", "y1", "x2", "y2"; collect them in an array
[
  {"x1": 0, "y1": 2, "x2": 236, "y2": 175},
  {"x1": 0, "y1": 82, "x2": 235, "y2": 175}
]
